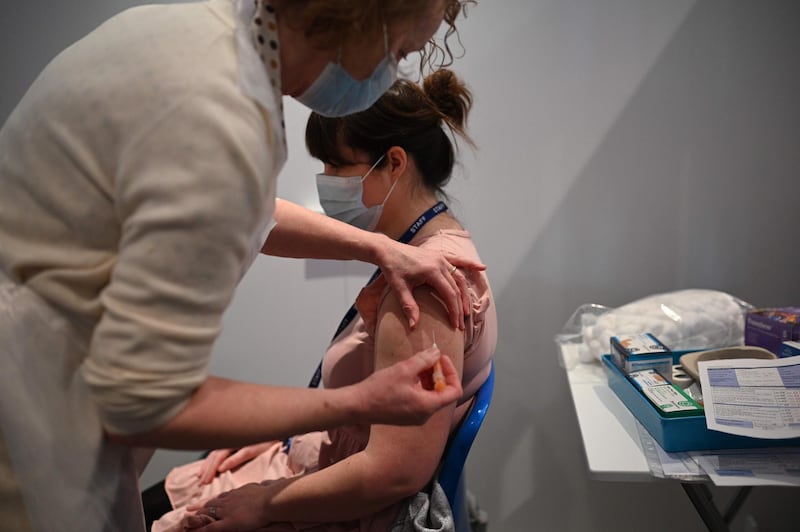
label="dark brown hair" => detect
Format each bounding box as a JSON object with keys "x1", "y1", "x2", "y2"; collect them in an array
[
  {"x1": 275, "y1": 0, "x2": 477, "y2": 71},
  {"x1": 305, "y1": 69, "x2": 474, "y2": 195}
]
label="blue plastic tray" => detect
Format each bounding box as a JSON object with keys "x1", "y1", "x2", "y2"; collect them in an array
[{"x1": 602, "y1": 352, "x2": 800, "y2": 452}]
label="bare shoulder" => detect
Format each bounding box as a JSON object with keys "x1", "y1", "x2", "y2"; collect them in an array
[{"x1": 374, "y1": 285, "x2": 465, "y2": 375}]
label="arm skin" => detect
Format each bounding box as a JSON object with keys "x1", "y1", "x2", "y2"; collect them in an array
[
  {"x1": 264, "y1": 198, "x2": 482, "y2": 329},
  {"x1": 107, "y1": 378, "x2": 363, "y2": 450},
  {"x1": 106, "y1": 346, "x2": 461, "y2": 450},
  {"x1": 262, "y1": 198, "x2": 391, "y2": 263},
  {"x1": 106, "y1": 200, "x2": 471, "y2": 450},
  {"x1": 188, "y1": 286, "x2": 464, "y2": 528}
]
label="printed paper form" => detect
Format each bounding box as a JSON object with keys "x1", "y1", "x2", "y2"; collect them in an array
[
  {"x1": 698, "y1": 356, "x2": 800, "y2": 439},
  {"x1": 634, "y1": 420, "x2": 706, "y2": 481},
  {"x1": 688, "y1": 448, "x2": 800, "y2": 486}
]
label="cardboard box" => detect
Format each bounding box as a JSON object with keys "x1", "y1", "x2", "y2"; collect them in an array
[
  {"x1": 745, "y1": 307, "x2": 800, "y2": 356},
  {"x1": 610, "y1": 333, "x2": 673, "y2": 378},
  {"x1": 627, "y1": 368, "x2": 703, "y2": 417}
]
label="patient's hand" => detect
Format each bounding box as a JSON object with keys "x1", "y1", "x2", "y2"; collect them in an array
[
  {"x1": 185, "y1": 480, "x2": 288, "y2": 530},
  {"x1": 198, "y1": 443, "x2": 276, "y2": 485},
  {"x1": 197, "y1": 449, "x2": 233, "y2": 486}
]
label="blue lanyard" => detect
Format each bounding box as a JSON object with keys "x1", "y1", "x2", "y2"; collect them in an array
[{"x1": 308, "y1": 201, "x2": 448, "y2": 388}]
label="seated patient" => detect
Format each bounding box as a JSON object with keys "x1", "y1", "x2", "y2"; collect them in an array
[{"x1": 152, "y1": 69, "x2": 497, "y2": 532}]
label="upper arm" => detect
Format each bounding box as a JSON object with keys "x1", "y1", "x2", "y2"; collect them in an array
[
  {"x1": 83, "y1": 92, "x2": 276, "y2": 435},
  {"x1": 364, "y1": 285, "x2": 465, "y2": 491}
]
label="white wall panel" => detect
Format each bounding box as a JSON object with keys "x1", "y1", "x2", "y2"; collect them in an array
[{"x1": 3, "y1": 1, "x2": 799, "y2": 529}]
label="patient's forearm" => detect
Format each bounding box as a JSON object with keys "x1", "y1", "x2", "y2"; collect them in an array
[
  {"x1": 255, "y1": 450, "x2": 421, "y2": 523},
  {"x1": 253, "y1": 410, "x2": 452, "y2": 523}
]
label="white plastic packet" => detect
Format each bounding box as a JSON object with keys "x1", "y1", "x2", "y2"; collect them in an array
[{"x1": 555, "y1": 289, "x2": 752, "y2": 364}]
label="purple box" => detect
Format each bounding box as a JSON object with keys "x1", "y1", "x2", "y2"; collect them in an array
[{"x1": 745, "y1": 307, "x2": 800, "y2": 356}]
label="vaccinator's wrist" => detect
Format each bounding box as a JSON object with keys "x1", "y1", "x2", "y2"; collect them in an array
[
  {"x1": 364, "y1": 231, "x2": 393, "y2": 268},
  {"x1": 333, "y1": 383, "x2": 369, "y2": 425}
]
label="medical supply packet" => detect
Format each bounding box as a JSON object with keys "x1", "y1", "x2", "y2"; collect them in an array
[
  {"x1": 627, "y1": 368, "x2": 702, "y2": 417},
  {"x1": 554, "y1": 289, "x2": 752, "y2": 366},
  {"x1": 611, "y1": 333, "x2": 673, "y2": 377},
  {"x1": 745, "y1": 307, "x2": 800, "y2": 356}
]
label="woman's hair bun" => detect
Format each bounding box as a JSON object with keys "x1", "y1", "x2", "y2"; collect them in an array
[{"x1": 422, "y1": 69, "x2": 472, "y2": 130}]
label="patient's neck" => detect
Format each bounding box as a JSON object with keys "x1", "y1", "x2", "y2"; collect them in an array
[{"x1": 377, "y1": 188, "x2": 459, "y2": 243}]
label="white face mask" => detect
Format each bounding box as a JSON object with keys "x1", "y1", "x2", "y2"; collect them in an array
[
  {"x1": 316, "y1": 154, "x2": 399, "y2": 231},
  {"x1": 295, "y1": 25, "x2": 398, "y2": 117}
]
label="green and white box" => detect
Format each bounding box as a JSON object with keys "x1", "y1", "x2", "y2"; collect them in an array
[{"x1": 628, "y1": 368, "x2": 703, "y2": 417}]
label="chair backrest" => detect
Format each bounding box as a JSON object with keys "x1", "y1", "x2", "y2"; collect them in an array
[{"x1": 437, "y1": 361, "x2": 495, "y2": 530}]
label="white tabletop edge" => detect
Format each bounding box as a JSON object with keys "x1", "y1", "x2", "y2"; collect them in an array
[{"x1": 561, "y1": 344, "x2": 654, "y2": 481}]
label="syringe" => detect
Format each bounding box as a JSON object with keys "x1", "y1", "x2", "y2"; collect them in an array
[{"x1": 431, "y1": 331, "x2": 446, "y2": 392}]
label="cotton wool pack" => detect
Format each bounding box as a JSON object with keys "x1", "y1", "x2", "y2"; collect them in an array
[{"x1": 578, "y1": 289, "x2": 750, "y2": 364}]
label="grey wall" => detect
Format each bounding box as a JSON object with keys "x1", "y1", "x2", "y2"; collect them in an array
[{"x1": 3, "y1": 1, "x2": 799, "y2": 530}]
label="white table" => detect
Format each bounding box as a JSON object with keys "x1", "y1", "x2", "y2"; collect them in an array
[
  {"x1": 560, "y1": 344, "x2": 751, "y2": 531},
  {"x1": 561, "y1": 344, "x2": 653, "y2": 480}
]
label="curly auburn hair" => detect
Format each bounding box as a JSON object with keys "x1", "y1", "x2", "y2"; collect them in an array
[{"x1": 275, "y1": 0, "x2": 477, "y2": 71}]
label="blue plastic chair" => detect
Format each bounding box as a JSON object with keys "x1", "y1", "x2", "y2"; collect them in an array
[{"x1": 437, "y1": 361, "x2": 495, "y2": 532}]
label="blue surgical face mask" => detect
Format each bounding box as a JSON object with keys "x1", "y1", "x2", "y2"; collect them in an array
[
  {"x1": 316, "y1": 154, "x2": 399, "y2": 231},
  {"x1": 296, "y1": 25, "x2": 398, "y2": 117}
]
